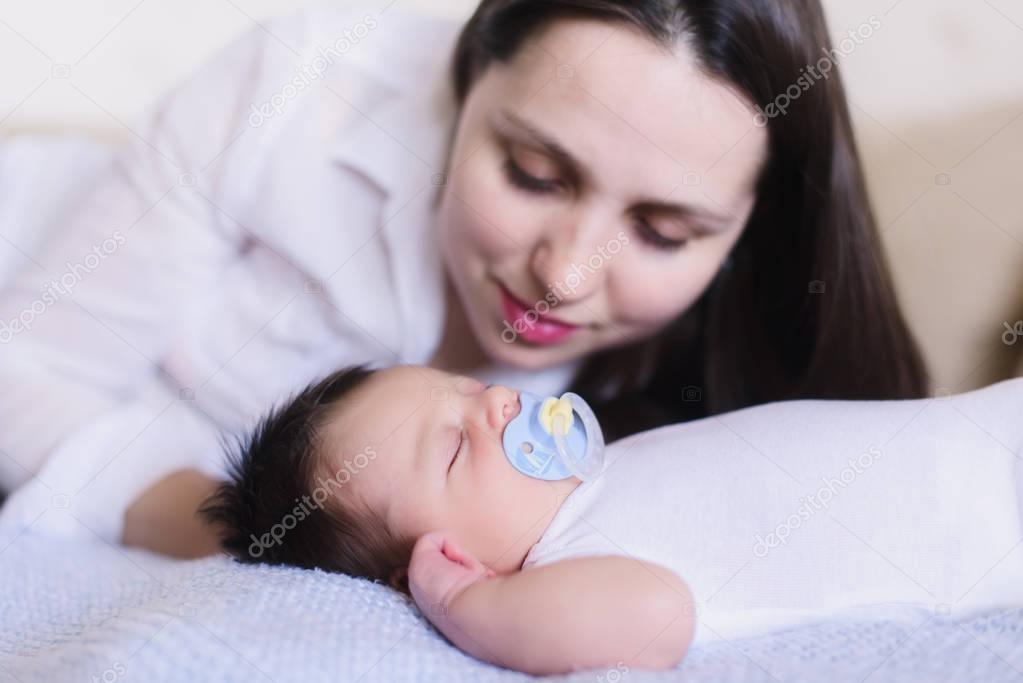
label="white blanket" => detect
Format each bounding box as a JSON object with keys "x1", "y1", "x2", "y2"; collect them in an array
[{"x1": 2, "y1": 533, "x2": 1023, "y2": 682}]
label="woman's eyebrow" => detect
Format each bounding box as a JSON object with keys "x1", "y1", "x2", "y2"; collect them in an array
[
  {"x1": 495, "y1": 108, "x2": 735, "y2": 230},
  {"x1": 632, "y1": 199, "x2": 733, "y2": 232},
  {"x1": 496, "y1": 109, "x2": 585, "y2": 181}
]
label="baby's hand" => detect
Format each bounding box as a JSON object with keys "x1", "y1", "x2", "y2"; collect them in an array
[{"x1": 408, "y1": 531, "x2": 495, "y2": 623}]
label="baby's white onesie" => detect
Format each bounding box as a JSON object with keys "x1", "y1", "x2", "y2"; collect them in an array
[{"x1": 523, "y1": 378, "x2": 1023, "y2": 645}]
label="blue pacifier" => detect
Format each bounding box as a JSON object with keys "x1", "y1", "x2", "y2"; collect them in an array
[{"x1": 502, "y1": 391, "x2": 606, "y2": 481}]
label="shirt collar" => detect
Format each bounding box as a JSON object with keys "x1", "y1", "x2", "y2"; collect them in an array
[
  {"x1": 330, "y1": 68, "x2": 455, "y2": 202},
  {"x1": 327, "y1": 49, "x2": 459, "y2": 363},
  {"x1": 329, "y1": 7, "x2": 460, "y2": 200}
]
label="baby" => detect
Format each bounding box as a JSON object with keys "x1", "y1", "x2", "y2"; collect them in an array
[{"x1": 200, "y1": 364, "x2": 1023, "y2": 675}]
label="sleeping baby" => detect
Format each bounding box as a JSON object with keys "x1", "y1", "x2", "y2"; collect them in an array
[{"x1": 200, "y1": 364, "x2": 1023, "y2": 675}]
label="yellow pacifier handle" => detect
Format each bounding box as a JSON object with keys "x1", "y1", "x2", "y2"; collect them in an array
[{"x1": 539, "y1": 397, "x2": 574, "y2": 436}]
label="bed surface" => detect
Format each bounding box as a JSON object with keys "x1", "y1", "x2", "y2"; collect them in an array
[{"x1": 3, "y1": 531, "x2": 1023, "y2": 683}]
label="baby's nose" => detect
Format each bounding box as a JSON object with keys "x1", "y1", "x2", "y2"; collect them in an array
[{"x1": 484, "y1": 386, "x2": 520, "y2": 433}]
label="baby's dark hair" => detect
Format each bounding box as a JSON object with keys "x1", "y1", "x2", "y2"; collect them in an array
[{"x1": 200, "y1": 365, "x2": 415, "y2": 593}]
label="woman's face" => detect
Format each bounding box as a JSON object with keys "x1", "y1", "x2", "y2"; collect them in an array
[{"x1": 437, "y1": 17, "x2": 768, "y2": 370}]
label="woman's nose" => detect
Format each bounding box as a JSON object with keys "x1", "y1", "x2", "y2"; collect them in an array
[
  {"x1": 529, "y1": 217, "x2": 610, "y2": 304},
  {"x1": 481, "y1": 385, "x2": 520, "y2": 433}
]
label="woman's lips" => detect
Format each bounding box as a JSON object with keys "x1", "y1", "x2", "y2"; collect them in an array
[{"x1": 497, "y1": 282, "x2": 581, "y2": 345}]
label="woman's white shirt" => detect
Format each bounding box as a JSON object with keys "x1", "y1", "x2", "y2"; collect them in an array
[{"x1": 0, "y1": 4, "x2": 580, "y2": 542}]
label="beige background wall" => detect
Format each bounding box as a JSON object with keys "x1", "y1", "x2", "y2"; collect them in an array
[{"x1": 1, "y1": 0, "x2": 1021, "y2": 390}]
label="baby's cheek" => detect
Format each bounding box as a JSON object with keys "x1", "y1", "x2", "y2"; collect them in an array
[
  {"x1": 395, "y1": 494, "x2": 448, "y2": 541},
  {"x1": 486, "y1": 476, "x2": 542, "y2": 529},
  {"x1": 464, "y1": 463, "x2": 523, "y2": 527}
]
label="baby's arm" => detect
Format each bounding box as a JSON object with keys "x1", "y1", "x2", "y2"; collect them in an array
[
  {"x1": 408, "y1": 532, "x2": 694, "y2": 675},
  {"x1": 122, "y1": 469, "x2": 223, "y2": 558}
]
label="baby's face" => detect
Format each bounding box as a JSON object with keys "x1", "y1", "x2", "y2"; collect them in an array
[{"x1": 323, "y1": 365, "x2": 577, "y2": 573}]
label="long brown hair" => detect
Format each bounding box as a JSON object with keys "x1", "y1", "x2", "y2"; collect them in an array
[{"x1": 451, "y1": 0, "x2": 928, "y2": 442}]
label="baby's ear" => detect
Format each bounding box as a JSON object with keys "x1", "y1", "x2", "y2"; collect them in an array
[{"x1": 388, "y1": 565, "x2": 410, "y2": 595}]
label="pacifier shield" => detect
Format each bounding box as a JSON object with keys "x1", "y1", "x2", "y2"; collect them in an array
[{"x1": 502, "y1": 391, "x2": 604, "y2": 481}]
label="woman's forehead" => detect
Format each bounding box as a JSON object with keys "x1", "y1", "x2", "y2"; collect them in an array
[{"x1": 476, "y1": 18, "x2": 767, "y2": 208}]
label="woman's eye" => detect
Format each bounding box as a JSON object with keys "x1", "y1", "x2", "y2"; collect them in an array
[
  {"x1": 635, "y1": 216, "x2": 689, "y2": 251},
  {"x1": 502, "y1": 157, "x2": 563, "y2": 194}
]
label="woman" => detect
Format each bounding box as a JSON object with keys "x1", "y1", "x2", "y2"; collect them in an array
[{"x1": 0, "y1": 0, "x2": 925, "y2": 549}]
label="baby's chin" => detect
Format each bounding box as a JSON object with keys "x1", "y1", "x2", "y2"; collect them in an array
[{"x1": 475, "y1": 482, "x2": 578, "y2": 572}]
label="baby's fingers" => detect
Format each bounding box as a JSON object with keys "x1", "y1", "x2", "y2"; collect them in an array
[
  {"x1": 410, "y1": 532, "x2": 471, "y2": 587},
  {"x1": 413, "y1": 532, "x2": 484, "y2": 574},
  {"x1": 412, "y1": 531, "x2": 447, "y2": 558},
  {"x1": 409, "y1": 531, "x2": 492, "y2": 608},
  {"x1": 440, "y1": 536, "x2": 481, "y2": 571}
]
